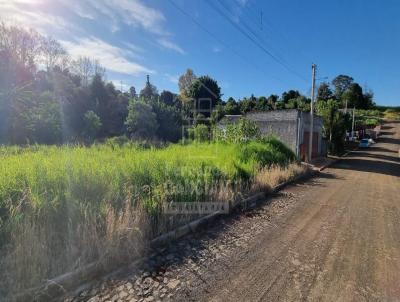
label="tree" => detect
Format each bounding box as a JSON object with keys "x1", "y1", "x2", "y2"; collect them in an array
[
  {"x1": 188, "y1": 75, "x2": 221, "y2": 117},
  {"x1": 140, "y1": 75, "x2": 158, "y2": 100},
  {"x1": 210, "y1": 103, "x2": 225, "y2": 125},
  {"x1": 286, "y1": 96, "x2": 310, "y2": 111},
  {"x1": 129, "y1": 86, "x2": 136, "y2": 98},
  {"x1": 159, "y1": 90, "x2": 175, "y2": 106},
  {"x1": 0, "y1": 22, "x2": 42, "y2": 70},
  {"x1": 362, "y1": 89, "x2": 375, "y2": 109},
  {"x1": 332, "y1": 75, "x2": 354, "y2": 100},
  {"x1": 267, "y1": 94, "x2": 278, "y2": 109},
  {"x1": 224, "y1": 97, "x2": 240, "y2": 115},
  {"x1": 239, "y1": 95, "x2": 257, "y2": 113},
  {"x1": 317, "y1": 82, "x2": 334, "y2": 101},
  {"x1": 316, "y1": 99, "x2": 346, "y2": 154},
  {"x1": 281, "y1": 90, "x2": 300, "y2": 104},
  {"x1": 83, "y1": 110, "x2": 102, "y2": 140},
  {"x1": 7, "y1": 90, "x2": 62, "y2": 144},
  {"x1": 178, "y1": 68, "x2": 196, "y2": 98},
  {"x1": 152, "y1": 102, "x2": 182, "y2": 142},
  {"x1": 255, "y1": 96, "x2": 269, "y2": 111},
  {"x1": 342, "y1": 83, "x2": 364, "y2": 109},
  {"x1": 41, "y1": 36, "x2": 67, "y2": 71},
  {"x1": 125, "y1": 100, "x2": 158, "y2": 139},
  {"x1": 90, "y1": 73, "x2": 110, "y2": 136},
  {"x1": 72, "y1": 56, "x2": 93, "y2": 86}
]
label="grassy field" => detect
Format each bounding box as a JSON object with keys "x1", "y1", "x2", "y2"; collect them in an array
[
  {"x1": 383, "y1": 108, "x2": 400, "y2": 120},
  {"x1": 0, "y1": 138, "x2": 300, "y2": 297}
]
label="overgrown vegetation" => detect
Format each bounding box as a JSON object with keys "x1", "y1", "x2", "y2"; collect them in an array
[{"x1": 0, "y1": 138, "x2": 300, "y2": 298}]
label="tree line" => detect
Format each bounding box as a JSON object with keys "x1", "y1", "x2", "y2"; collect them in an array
[{"x1": 0, "y1": 23, "x2": 376, "y2": 146}]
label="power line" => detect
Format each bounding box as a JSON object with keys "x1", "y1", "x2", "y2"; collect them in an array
[
  {"x1": 217, "y1": 0, "x2": 288, "y2": 66},
  {"x1": 205, "y1": 0, "x2": 308, "y2": 82},
  {"x1": 167, "y1": 0, "x2": 283, "y2": 83},
  {"x1": 238, "y1": 1, "x2": 313, "y2": 65}
]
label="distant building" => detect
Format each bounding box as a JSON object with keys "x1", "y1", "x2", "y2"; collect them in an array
[{"x1": 219, "y1": 109, "x2": 326, "y2": 160}]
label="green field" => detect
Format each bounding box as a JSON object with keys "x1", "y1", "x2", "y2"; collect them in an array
[
  {"x1": 0, "y1": 139, "x2": 295, "y2": 228},
  {"x1": 0, "y1": 138, "x2": 297, "y2": 295}
]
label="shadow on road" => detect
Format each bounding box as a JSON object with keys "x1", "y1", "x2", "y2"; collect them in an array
[
  {"x1": 351, "y1": 152, "x2": 400, "y2": 163},
  {"x1": 378, "y1": 137, "x2": 400, "y2": 145},
  {"x1": 331, "y1": 157, "x2": 400, "y2": 177},
  {"x1": 357, "y1": 146, "x2": 398, "y2": 154},
  {"x1": 379, "y1": 131, "x2": 395, "y2": 136}
]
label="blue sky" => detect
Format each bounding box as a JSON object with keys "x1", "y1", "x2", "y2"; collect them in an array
[{"x1": 1, "y1": 0, "x2": 399, "y2": 106}]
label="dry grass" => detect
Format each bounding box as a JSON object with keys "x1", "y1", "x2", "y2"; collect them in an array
[
  {"x1": 0, "y1": 163, "x2": 308, "y2": 301},
  {"x1": 0, "y1": 198, "x2": 149, "y2": 300},
  {"x1": 252, "y1": 163, "x2": 310, "y2": 193}
]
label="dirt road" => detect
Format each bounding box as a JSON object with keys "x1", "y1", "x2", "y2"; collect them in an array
[
  {"x1": 182, "y1": 122, "x2": 400, "y2": 302},
  {"x1": 69, "y1": 122, "x2": 400, "y2": 302}
]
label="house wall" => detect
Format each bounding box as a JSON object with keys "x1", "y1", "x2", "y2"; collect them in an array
[
  {"x1": 246, "y1": 110, "x2": 300, "y2": 155},
  {"x1": 299, "y1": 112, "x2": 325, "y2": 159},
  {"x1": 255, "y1": 120, "x2": 299, "y2": 153},
  {"x1": 220, "y1": 110, "x2": 327, "y2": 159}
]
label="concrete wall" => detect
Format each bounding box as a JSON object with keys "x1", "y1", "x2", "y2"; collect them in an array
[
  {"x1": 246, "y1": 110, "x2": 326, "y2": 158},
  {"x1": 246, "y1": 110, "x2": 300, "y2": 154},
  {"x1": 255, "y1": 120, "x2": 299, "y2": 153},
  {"x1": 219, "y1": 110, "x2": 326, "y2": 159}
]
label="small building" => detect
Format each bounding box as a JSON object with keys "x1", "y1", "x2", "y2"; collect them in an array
[{"x1": 219, "y1": 109, "x2": 326, "y2": 160}]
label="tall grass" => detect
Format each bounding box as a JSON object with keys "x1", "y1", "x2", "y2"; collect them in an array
[{"x1": 0, "y1": 138, "x2": 298, "y2": 298}]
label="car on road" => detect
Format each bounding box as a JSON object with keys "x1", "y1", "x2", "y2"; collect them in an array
[{"x1": 359, "y1": 138, "x2": 370, "y2": 148}]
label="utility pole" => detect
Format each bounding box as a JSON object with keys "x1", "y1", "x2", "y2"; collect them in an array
[
  {"x1": 308, "y1": 63, "x2": 317, "y2": 162},
  {"x1": 344, "y1": 98, "x2": 348, "y2": 115},
  {"x1": 352, "y1": 106, "x2": 355, "y2": 140}
]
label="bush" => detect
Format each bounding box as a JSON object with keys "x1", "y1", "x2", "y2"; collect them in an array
[
  {"x1": 215, "y1": 118, "x2": 261, "y2": 143},
  {"x1": 193, "y1": 124, "x2": 209, "y2": 142}
]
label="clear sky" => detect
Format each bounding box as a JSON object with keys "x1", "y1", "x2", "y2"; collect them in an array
[{"x1": 1, "y1": 0, "x2": 399, "y2": 106}]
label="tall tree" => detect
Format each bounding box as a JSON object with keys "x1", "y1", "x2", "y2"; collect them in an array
[
  {"x1": 281, "y1": 90, "x2": 300, "y2": 103},
  {"x1": 362, "y1": 89, "x2": 375, "y2": 109},
  {"x1": 129, "y1": 86, "x2": 136, "y2": 98},
  {"x1": 316, "y1": 99, "x2": 346, "y2": 154},
  {"x1": 239, "y1": 95, "x2": 257, "y2": 113},
  {"x1": 188, "y1": 75, "x2": 221, "y2": 117},
  {"x1": 125, "y1": 100, "x2": 158, "y2": 139},
  {"x1": 267, "y1": 94, "x2": 278, "y2": 109},
  {"x1": 139, "y1": 75, "x2": 158, "y2": 100},
  {"x1": 178, "y1": 68, "x2": 196, "y2": 98},
  {"x1": 317, "y1": 82, "x2": 334, "y2": 101},
  {"x1": 159, "y1": 90, "x2": 175, "y2": 106},
  {"x1": 83, "y1": 110, "x2": 102, "y2": 141},
  {"x1": 152, "y1": 102, "x2": 182, "y2": 142},
  {"x1": 72, "y1": 56, "x2": 93, "y2": 86},
  {"x1": 41, "y1": 36, "x2": 67, "y2": 71},
  {"x1": 224, "y1": 97, "x2": 240, "y2": 115},
  {"x1": 332, "y1": 75, "x2": 354, "y2": 100},
  {"x1": 342, "y1": 83, "x2": 364, "y2": 109}
]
